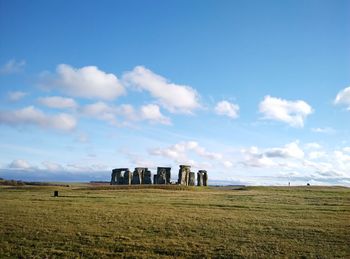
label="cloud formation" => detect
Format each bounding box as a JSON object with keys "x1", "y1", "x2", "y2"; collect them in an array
[
  {"x1": 7, "y1": 91, "x2": 27, "y2": 101},
  {"x1": 265, "y1": 141, "x2": 304, "y2": 159},
  {"x1": 334, "y1": 86, "x2": 350, "y2": 110},
  {"x1": 123, "y1": 66, "x2": 200, "y2": 114},
  {"x1": 42, "y1": 64, "x2": 125, "y2": 100},
  {"x1": 0, "y1": 106, "x2": 76, "y2": 131},
  {"x1": 215, "y1": 100, "x2": 239, "y2": 119},
  {"x1": 150, "y1": 141, "x2": 222, "y2": 166},
  {"x1": 38, "y1": 96, "x2": 78, "y2": 109},
  {"x1": 259, "y1": 95, "x2": 313, "y2": 127},
  {"x1": 241, "y1": 146, "x2": 276, "y2": 168},
  {"x1": 0, "y1": 59, "x2": 26, "y2": 74},
  {"x1": 9, "y1": 159, "x2": 33, "y2": 170},
  {"x1": 311, "y1": 127, "x2": 335, "y2": 134},
  {"x1": 80, "y1": 102, "x2": 170, "y2": 125},
  {"x1": 241, "y1": 141, "x2": 304, "y2": 168},
  {"x1": 140, "y1": 104, "x2": 171, "y2": 125}
]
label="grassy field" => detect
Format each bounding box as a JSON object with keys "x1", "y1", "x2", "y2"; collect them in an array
[{"x1": 0, "y1": 184, "x2": 349, "y2": 258}]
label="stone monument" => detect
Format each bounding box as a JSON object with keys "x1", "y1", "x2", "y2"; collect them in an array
[
  {"x1": 154, "y1": 167, "x2": 171, "y2": 184},
  {"x1": 189, "y1": 172, "x2": 195, "y2": 186},
  {"x1": 111, "y1": 168, "x2": 130, "y2": 185},
  {"x1": 178, "y1": 165, "x2": 191, "y2": 185}
]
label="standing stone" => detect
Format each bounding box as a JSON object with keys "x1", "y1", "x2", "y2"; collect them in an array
[
  {"x1": 111, "y1": 168, "x2": 129, "y2": 185},
  {"x1": 132, "y1": 168, "x2": 142, "y2": 184},
  {"x1": 178, "y1": 165, "x2": 191, "y2": 185},
  {"x1": 144, "y1": 169, "x2": 152, "y2": 184},
  {"x1": 189, "y1": 172, "x2": 195, "y2": 186},
  {"x1": 132, "y1": 167, "x2": 151, "y2": 184},
  {"x1": 123, "y1": 170, "x2": 133, "y2": 185},
  {"x1": 197, "y1": 171, "x2": 203, "y2": 186},
  {"x1": 197, "y1": 170, "x2": 207, "y2": 186},
  {"x1": 203, "y1": 171, "x2": 208, "y2": 186},
  {"x1": 156, "y1": 167, "x2": 171, "y2": 184},
  {"x1": 156, "y1": 167, "x2": 166, "y2": 184},
  {"x1": 111, "y1": 169, "x2": 118, "y2": 185},
  {"x1": 153, "y1": 174, "x2": 158, "y2": 184},
  {"x1": 165, "y1": 168, "x2": 171, "y2": 184}
]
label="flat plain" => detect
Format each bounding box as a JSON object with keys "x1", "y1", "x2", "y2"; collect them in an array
[{"x1": 0, "y1": 184, "x2": 349, "y2": 258}]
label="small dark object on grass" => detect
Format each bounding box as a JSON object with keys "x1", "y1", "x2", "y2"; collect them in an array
[
  {"x1": 54, "y1": 191, "x2": 59, "y2": 197},
  {"x1": 307, "y1": 183, "x2": 310, "y2": 186}
]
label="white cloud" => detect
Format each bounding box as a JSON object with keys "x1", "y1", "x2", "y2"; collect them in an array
[
  {"x1": 334, "y1": 86, "x2": 350, "y2": 109},
  {"x1": 7, "y1": 91, "x2": 28, "y2": 101},
  {"x1": 116, "y1": 104, "x2": 138, "y2": 122},
  {"x1": 259, "y1": 95, "x2": 313, "y2": 127},
  {"x1": 150, "y1": 141, "x2": 223, "y2": 165},
  {"x1": 241, "y1": 141, "x2": 304, "y2": 169},
  {"x1": 81, "y1": 102, "x2": 171, "y2": 125},
  {"x1": 334, "y1": 150, "x2": 350, "y2": 164},
  {"x1": 38, "y1": 96, "x2": 78, "y2": 109},
  {"x1": 42, "y1": 161, "x2": 64, "y2": 171},
  {"x1": 223, "y1": 161, "x2": 234, "y2": 168},
  {"x1": 215, "y1": 100, "x2": 239, "y2": 119},
  {"x1": 308, "y1": 151, "x2": 326, "y2": 160},
  {"x1": 42, "y1": 64, "x2": 125, "y2": 100},
  {"x1": 123, "y1": 66, "x2": 200, "y2": 114},
  {"x1": 241, "y1": 146, "x2": 276, "y2": 168},
  {"x1": 265, "y1": 141, "x2": 304, "y2": 159},
  {"x1": 9, "y1": 159, "x2": 32, "y2": 169},
  {"x1": 140, "y1": 104, "x2": 171, "y2": 125},
  {"x1": 342, "y1": 147, "x2": 350, "y2": 153},
  {"x1": 0, "y1": 106, "x2": 76, "y2": 131},
  {"x1": 0, "y1": 59, "x2": 26, "y2": 74},
  {"x1": 311, "y1": 127, "x2": 335, "y2": 134},
  {"x1": 81, "y1": 102, "x2": 117, "y2": 124},
  {"x1": 305, "y1": 142, "x2": 322, "y2": 150}
]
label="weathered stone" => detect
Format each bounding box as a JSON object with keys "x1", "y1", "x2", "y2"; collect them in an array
[
  {"x1": 131, "y1": 167, "x2": 151, "y2": 184},
  {"x1": 154, "y1": 167, "x2": 171, "y2": 184},
  {"x1": 144, "y1": 169, "x2": 152, "y2": 184},
  {"x1": 189, "y1": 172, "x2": 195, "y2": 186},
  {"x1": 153, "y1": 174, "x2": 158, "y2": 184},
  {"x1": 112, "y1": 165, "x2": 207, "y2": 186},
  {"x1": 165, "y1": 168, "x2": 171, "y2": 184},
  {"x1": 111, "y1": 168, "x2": 129, "y2": 185},
  {"x1": 197, "y1": 170, "x2": 207, "y2": 186},
  {"x1": 132, "y1": 168, "x2": 143, "y2": 184},
  {"x1": 203, "y1": 171, "x2": 208, "y2": 186},
  {"x1": 123, "y1": 170, "x2": 133, "y2": 185},
  {"x1": 178, "y1": 165, "x2": 191, "y2": 185},
  {"x1": 197, "y1": 171, "x2": 203, "y2": 186}
]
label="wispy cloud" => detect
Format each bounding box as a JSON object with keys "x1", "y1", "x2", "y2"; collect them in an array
[
  {"x1": 150, "y1": 141, "x2": 223, "y2": 166},
  {"x1": 7, "y1": 91, "x2": 28, "y2": 101},
  {"x1": 311, "y1": 127, "x2": 335, "y2": 134},
  {"x1": 37, "y1": 96, "x2": 78, "y2": 109},
  {"x1": 0, "y1": 59, "x2": 26, "y2": 74},
  {"x1": 80, "y1": 102, "x2": 171, "y2": 126},
  {"x1": 0, "y1": 106, "x2": 76, "y2": 131}
]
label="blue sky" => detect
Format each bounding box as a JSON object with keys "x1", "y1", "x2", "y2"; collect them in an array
[{"x1": 0, "y1": 0, "x2": 350, "y2": 185}]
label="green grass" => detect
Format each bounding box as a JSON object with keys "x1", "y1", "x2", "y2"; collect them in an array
[{"x1": 0, "y1": 185, "x2": 349, "y2": 258}]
